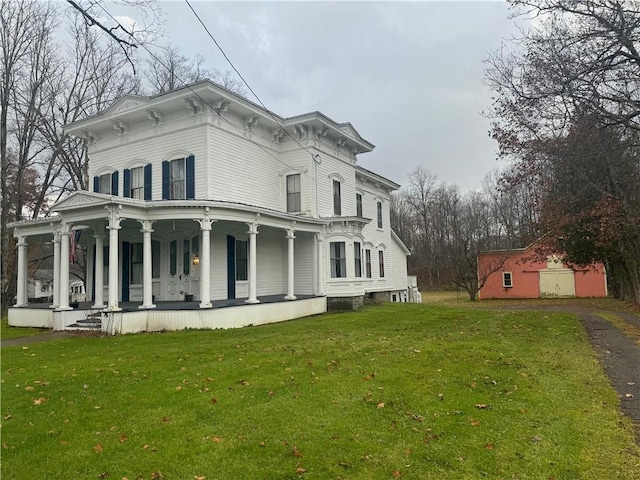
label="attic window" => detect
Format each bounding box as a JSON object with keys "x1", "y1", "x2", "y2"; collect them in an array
[{"x1": 502, "y1": 272, "x2": 513, "y2": 288}]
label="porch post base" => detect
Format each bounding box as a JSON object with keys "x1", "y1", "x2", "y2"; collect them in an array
[
  {"x1": 55, "y1": 306, "x2": 73, "y2": 311},
  {"x1": 284, "y1": 295, "x2": 297, "y2": 301},
  {"x1": 92, "y1": 303, "x2": 105, "y2": 309},
  {"x1": 13, "y1": 303, "x2": 28, "y2": 308},
  {"x1": 107, "y1": 306, "x2": 122, "y2": 312},
  {"x1": 245, "y1": 299, "x2": 260, "y2": 304},
  {"x1": 139, "y1": 304, "x2": 156, "y2": 310},
  {"x1": 199, "y1": 302, "x2": 212, "y2": 309}
]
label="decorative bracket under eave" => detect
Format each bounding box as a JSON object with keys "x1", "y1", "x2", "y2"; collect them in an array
[
  {"x1": 272, "y1": 128, "x2": 285, "y2": 143},
  {"x1": 112, "y1": 120, "x2": 128, "y2": 137},
  {"x1": 82, "y1": 129, "x2": 97, "y2": 145},
  {"x1": 185, "y1": 97, "x2": 203, "y2": 116},
  {"x1": 245, "y1": 115, "x2": 259, "y2": 135},
  {"x1": 146, "y1": 109, "x2": 163, "y2": 127}
]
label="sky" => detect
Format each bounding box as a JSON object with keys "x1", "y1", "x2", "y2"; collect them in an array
[{"x1": 113, "y1": 1, "x2": 524, "y2": 191}]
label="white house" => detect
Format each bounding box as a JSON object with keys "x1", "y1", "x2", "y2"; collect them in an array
[{"x1": 9, "y1": 80, "x2": 415, "y2": 334}]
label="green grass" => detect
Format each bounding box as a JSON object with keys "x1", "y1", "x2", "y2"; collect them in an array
[
  {"x1": 2, "y1": 304, "x2": 639, "y2": 479},
  {"x1": 1, "y1": 316, "x2": 51, "y2": 340}
]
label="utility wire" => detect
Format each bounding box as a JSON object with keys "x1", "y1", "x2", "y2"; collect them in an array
[
  {"x1": 92, "y1": 2, "x2": 303, "y2": 174},
  {"x1": 184, "y1": 0, "x2": 321, "y2": 164}
]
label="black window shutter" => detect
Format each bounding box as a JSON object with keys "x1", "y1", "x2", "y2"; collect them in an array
[
  {"x1": 93, "y1": 176, "x2": 99, "y2": 193},
  {"x1": 144, "y1": 164, "x2": 152, "y2": 200},
  {"x1": 111, "y1": 171, "x2": 119, "y2": 196},
  {"x1": 123, "y1": 169, "x2": 131, "y2": 198},
  {"x1": 186, "y1": 155, "x2": 195, "y2": 200},
  {"x1": 162, "y1": 161, "x2": 170, "y2": 200}
]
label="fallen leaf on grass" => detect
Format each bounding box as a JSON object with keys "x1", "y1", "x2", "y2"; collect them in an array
[
  {"x1": 24, "y1": 386, "x2": 34, "y2": 391},
  {"x1": 119, "y1": 434, "x2": 127, "y2": 443},
  {"x1": 292, "y1": 445, "x2": 303, "y2": 457},
  {"x1": 470, "y1": 420, "x2": 480, "y2": 427},
  {"x1": 484, "y1": 443, "x2": 495, "y2": 450},
  {"x1": 240, "y1": 380, "x2": 250, "y2": 386},
  {"x1": 33, "y1": 397, "x2": 47, "y2": 405},
  {"x1": 151, "y1": 472, "x2": 163, "y2": 479},
  {"x1": 625, "y1": 393, "x2": 634, "y2": 398},
  {"x1": 393, "y1": 470, "x2": 401, "y2": 478},
  {"x1": 161, "y1": 416, "x2": 171, "y2": 423},
  {"x1": 194, "y1": 476, "x2": 206, "y2": 480},
  {"x1": 94, "y1": 443, "x2": 104, "y2": 453},
  {"x1": 377, "y1": 403, "x2": 385, "y2": 409},
  {"x1": 3, "y1": 413, "x2": 12, "y2": 420},
  {"x1": 294, "y1": 467, "x2": 307, "y2": 474},
  {"x1": 475, "y1": 404, "x2": 489, "y2": 409},
  {"x1": 98, "y1": 472, "x2": 109, "y2": 479}
]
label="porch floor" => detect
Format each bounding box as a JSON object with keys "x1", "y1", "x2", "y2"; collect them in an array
[{"x1": 26, "y1": 294, "x2": 318, "y2": 312}]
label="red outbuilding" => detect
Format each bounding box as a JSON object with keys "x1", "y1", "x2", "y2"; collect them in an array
[{"x1": 478, "y1": 244, "x2": 607, "y2": 300}]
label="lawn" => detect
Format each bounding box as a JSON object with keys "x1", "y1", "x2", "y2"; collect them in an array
[
  {"x1": 1, "y1": 316, "x2": 50, "y2": 340},
  {"x1": 2, "y1": 303, "x2": 639, "y2": 479}
]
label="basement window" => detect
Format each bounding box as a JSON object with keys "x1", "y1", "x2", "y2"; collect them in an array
[{"x1": 502, "y1": 272, "x2": 513, "y2": 288}]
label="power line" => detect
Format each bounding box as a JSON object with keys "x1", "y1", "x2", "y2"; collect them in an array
[
  {"x1": 184, "y1": 0, "x2": 321, "y2": 163},
  {"x1": 92, "y1": 2, "x2": 304, "y2": 175}
]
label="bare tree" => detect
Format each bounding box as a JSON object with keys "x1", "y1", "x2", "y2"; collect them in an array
[{"x1": 143, "y1": 44, "x2": 246, "y2": 96}]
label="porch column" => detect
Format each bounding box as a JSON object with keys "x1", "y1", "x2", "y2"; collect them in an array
[
  {"x1": 15, "y1": 235, "x2": 28, "y2": 306},
  {"x1": 316, "y1": 233, "x2": 325, "y2": 295},
  {"x1": 52, "y1": 229, "x2": 61, "y2": 308},
  {"x1": 93, "y1": 234, "x2": 105, "y2": 308},
  {"x1": 139, "y1": 221, "x2": 156, "y2": 309},
  {"x1": 107, "y1": 206, "x2": 122, "y2": 311},
  {"x1": 285, "y1": 227, "x2": 296, "y2": 300},
  {"x1": 245, "y1": 220, "x2": 260, "y2": 304},
  {"x1": 58, "y1": 224, "x2": 72, "y2": 310},
  {"x1": 196, "y1": 216, "x2": 214, "y2": 309}
]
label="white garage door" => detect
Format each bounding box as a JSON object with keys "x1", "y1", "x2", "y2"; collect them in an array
[{"x1": 539, "y1": 270, "x2": 575, "y2": 298}]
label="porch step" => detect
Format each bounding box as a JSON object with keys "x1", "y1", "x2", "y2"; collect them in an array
[{"x1": 67, "y1": 315, "x2": 102, "y2": 330}]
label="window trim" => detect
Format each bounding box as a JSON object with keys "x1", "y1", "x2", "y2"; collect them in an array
[
  {"x1": 356, "y1": 193, "x2": 363, "y2": 218},
  {"x1": 377, "y1": 201, "x2": 383, "y2": 229},
  {"x1": 502, "y1": 272, "x2": 513, "y2": 288}
]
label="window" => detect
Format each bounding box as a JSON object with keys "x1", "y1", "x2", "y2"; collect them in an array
[
  {"x1": 163, "y1": 156, "x2": 194, "y2": 200},
  {"x1": 330, "y1": 242, "x2": 346, "y2": 278},
  {"x1": 130, "y1": 166, "x2": 144, "y2": 200},
  {"x1": 169, "y1": 240, "x2": 177, "y2": 276},
  {"x1": 171, "y1": 158, "x2": 186, "y2": 200},
  {"x1": 365, "y1": 249, "x2": 372, "y2": 278},
  {"x1": 356, "y1": 193, "x2": 363, "y2": 217},
  {"x1": 378, "y1": 250, "x2": 385, "y2": 278},
  {"x1": 236, "y1": 239, "x2": 248, "y2": 281},
  {"x1": 377, "y1": 201, "x2": 383, "y2": 228},
  {"x1": 333, "y1": 180, "x2": 341, "y2": 215},
  {"x1": 286, "y1": 174, "x2": 301, "y2": 212},
  {"x1": 354, "y1": 242, "x2": 362, "y2": 277},
  {"x1": 130, "y1": 243, "x2": 143, "y2": 284},
  {"x1": 502, "y1": 272, "x2": 513, "y2": 288},
  {"x1": 103, "y1": 246, "x2": 109, "y2": 285},
  {"x1": 99, "y1": 174, "x2": 111, "y2": 194},
  {"x1": 182, "y1": 239, "x2": 190, "y2": 276}
]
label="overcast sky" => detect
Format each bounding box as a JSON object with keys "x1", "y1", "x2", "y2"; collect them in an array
[{"x1": 117, "y1": 1, "x2": 524, "y2": 191}]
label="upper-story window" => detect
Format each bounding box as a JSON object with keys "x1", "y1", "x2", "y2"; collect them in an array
[
  {"x1": 170, "y1": 159, "x2": 185, "y2": 200},
  {"x1": 378, "y1": 250, "x2": 385, "y2": 278},
  {"x1": 333, "y1": 180, "x2": 341, "y2": 215},
  {"x1": 94, "y1": 171, "x2": 118, "y2": 195},
  {"x1": 377, "y1": 201, "x2": 383, "y2": 228},
  {"x1": 162, "y1": 155, "x2": 195, "y2": 200},
  {"x1": 124, "y1": 164, "x2": 152, "y2": 200},
  {"x1": 356, "y1": 193, "x2": 363, "y2": 217},
  {"x1": 287, "y1": 174, "x2": 301, "y2": 213}
]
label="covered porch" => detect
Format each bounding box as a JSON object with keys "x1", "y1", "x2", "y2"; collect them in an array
[{"x1": 9, "y1": 192, "x2": 328, "y2": 333}]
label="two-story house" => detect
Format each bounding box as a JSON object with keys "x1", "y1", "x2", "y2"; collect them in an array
[{"x1": 9, "y1": 80, "x2": 414, "y2": 333}]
